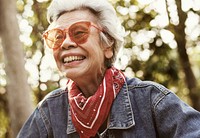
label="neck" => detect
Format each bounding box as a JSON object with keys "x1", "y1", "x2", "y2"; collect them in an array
[{"x1": 72, "y1": 68, "x2": 107, "y2": 98}]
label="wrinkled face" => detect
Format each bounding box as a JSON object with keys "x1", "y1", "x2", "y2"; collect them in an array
[{"x1": 48, "y1": 9, "x2": 113, "y2": 80}]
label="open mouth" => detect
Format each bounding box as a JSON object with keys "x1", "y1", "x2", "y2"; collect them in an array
[{"x1": 63, "y1": 56, "x2": 86, "y2": 63}]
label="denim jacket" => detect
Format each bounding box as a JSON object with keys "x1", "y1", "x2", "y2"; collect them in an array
[{"x1": 17, "y1": 77, "x2": 200, "y2": 138}]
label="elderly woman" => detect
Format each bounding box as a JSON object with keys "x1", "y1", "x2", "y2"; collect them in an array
[{"x1": 17, "y1": 0, "x2": 200, "y2": 138}]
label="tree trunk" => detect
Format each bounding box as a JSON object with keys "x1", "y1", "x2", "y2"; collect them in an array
[
  {"x1": 0, "y1": 0, "x2": 33, "y2": 137},
  {"x1": 173, "y1": 0, "x2": 200, "y2": 111}
]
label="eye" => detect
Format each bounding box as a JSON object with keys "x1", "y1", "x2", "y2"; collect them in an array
[
  {"x1": 55, "y1": 33, "x2": 64, "y2": 41},
  {"x1": 70, "y1": 25, "x2": 88, "y2": 37},
  {"x1": 74, "y1": 30, "x2": 87, "y2": 38}
]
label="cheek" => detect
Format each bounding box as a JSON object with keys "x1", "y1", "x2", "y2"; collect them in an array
[
  {"x1": 88, "y1": 37, "x2": 103, "y2": 54},
  {"x1": 92, "y1": 48, "x2": 105, "y2": 65},
  {"x1": 89, "y1": 44, "x2": 104, "y2": 61},
  {"x1": 53, "y1": 50, "x2": 61, "y2": 65}
]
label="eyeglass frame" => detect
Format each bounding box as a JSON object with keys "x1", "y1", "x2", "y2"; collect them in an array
[{"x1": 42, "y1": 21, "x2": 103, "y2": 50}]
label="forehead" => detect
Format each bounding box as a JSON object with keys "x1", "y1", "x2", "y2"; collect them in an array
[{"x1": 48, "y1": 9, "x2": 98, "y2": 29}]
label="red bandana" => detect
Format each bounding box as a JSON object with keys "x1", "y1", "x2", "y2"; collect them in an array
[{"x1": 68, "y1": 67, "x2": 125, "y2": 138}]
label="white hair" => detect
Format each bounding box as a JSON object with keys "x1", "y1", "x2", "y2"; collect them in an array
[{"x1": 47, "y1": 0, "x2": 125, "y2": 65}]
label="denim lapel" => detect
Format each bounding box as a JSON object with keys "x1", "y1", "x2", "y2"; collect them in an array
[
  {"x1": 108, "y1": 80, "x2": 135, "y2": 129},
  {"x1": 67, "y1": 105, "x2": 76, "y2": 134}
]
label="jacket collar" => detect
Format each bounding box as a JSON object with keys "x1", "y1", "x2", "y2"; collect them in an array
[{"x1": 67, "y1": 79, "x2": 135, "y2": 134}]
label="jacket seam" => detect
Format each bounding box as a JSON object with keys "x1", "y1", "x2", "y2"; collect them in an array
[
  {"x1": 37, "y1": 107, "x2": 52, "y2": 137},
  {"x1": 153, "y1": 91, "x2": 170, "y2": 111},
  {"x1": 128, "y1": 81, "x2": 170, "y2": 95}
]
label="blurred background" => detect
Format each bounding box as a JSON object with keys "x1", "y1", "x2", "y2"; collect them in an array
[{"x1": 0, "y1": 0, "x2": 200, "y2": 137}]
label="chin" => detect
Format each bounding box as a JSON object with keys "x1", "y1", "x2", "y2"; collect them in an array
[{"x1": 63, "y1": 69, "x2": 81, "y2": 80}]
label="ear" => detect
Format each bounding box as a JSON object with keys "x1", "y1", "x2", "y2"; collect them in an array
[{"x1": 104, "y1": 47, "x2": 113, "y2": 59}]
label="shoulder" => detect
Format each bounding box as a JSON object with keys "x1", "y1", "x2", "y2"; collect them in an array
[
  {"x1": 126, "y1": 77, "x2": 169, "y2": 94},
  {"x1": 36, "y1": 87, "x2": 69, "y2": 127},
  {"x1": 38, "y1": 87, "x2": 68, "y2": 108},
  {"x1": 124, "y1": 77, "x2": 172, "y2": 108},
  {"x1": 17, "y1": 87, "x2": 69, "y2": 137}
]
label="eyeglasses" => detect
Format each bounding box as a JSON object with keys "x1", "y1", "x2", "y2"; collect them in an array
[{"x1": 42, "y1": 21, "x2": 102, "y2": 49}]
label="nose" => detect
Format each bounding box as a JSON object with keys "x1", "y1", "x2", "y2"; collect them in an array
[{"x1": 61, "y1": 34, "x2": 77, "y2": 50}]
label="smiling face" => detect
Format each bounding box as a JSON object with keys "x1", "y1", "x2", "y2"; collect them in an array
[{"x1": 49, "y1": 9, "x2": 113, "y2": 82}]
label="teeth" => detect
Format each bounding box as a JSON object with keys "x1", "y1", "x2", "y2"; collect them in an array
[{"x1": 64, "y1": 56, "x2": 85, "y2": 63}]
